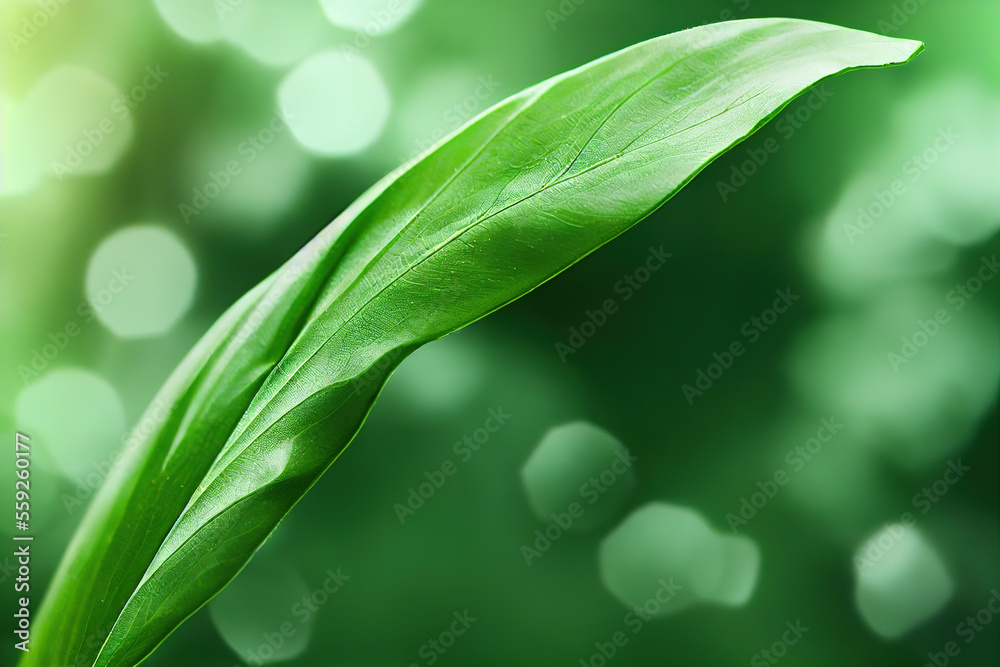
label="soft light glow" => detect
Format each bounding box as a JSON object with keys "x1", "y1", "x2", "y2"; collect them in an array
[
  {"x1": 278, "y1": 50, "x2": 390, "y2": 156},
  {"x1": 209, "y1": 555, "x2": 313, "y2": 663},
  {"x1": 790, "y1": 286, "x2": 1000, "y2": 470},
  {"x1": 387, "y1": 333, "x2": 487, "y2": 414},
  {"x1": 854, "y1": 524, "x2": 952, "y2": 638},
  {"x1": 15, "y1": 368, "x2": 126, "y2": 481},
  {"x1": 152, "y1": 0, "x2": 225, "y2": 43},
  {"x1": 1, "y1": 95, "x2": 37, "y2": 195},
  {"x1": 522, "y1": 421, "x2": 635, "y2": 531},
  {"x1": 599, "y1": 503, "x2": 760, "y2": 614},
  {"x1": 319, "y1": 0, "x2": 422, "y2": 34},
  {"x1": 219, "y1": 0, "x2": 327, "y2": 67},
  {"x1": 22, "y1": 65, "x2": 133, "y2": 183},
  {"x1": 86, "y1": 225, "x2": 197, "y2": 338},
  {"x1": 184, "y1": 124, "x2": 311, "y2": 232}
]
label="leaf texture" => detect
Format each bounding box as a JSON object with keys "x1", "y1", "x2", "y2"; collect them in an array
[{"x1": 23, "y1": 18, "x2": 922, "y2": 667}]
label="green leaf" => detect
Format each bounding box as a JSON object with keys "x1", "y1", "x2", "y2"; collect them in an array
[{"x1": 25, "y1": 18, "x2": 921, "y2": 667}]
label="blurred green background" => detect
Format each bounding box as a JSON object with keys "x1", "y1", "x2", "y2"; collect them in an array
[{"x1": 1, "y1": 0, "x2": 998, "y2": 665}]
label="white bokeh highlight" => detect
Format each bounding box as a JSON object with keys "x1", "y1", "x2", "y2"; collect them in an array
[
  {"x1": 219, "y1": 0, "x2": 327, "y2": 68},
  {"x1": 319, "y1": 0, "x2": 422, "y2": 34},
  {"x1": 5, "y1": 66, "x2": 133, "y2": 193},
  {"x1": 854, "y1": 524, "x2": 953, "y2": 638},
  {"x1": 15, "y1": 368, "x2": 126, "y2": 481},
  {"x1": 152, "y1": 0, "x2": 225, "y2": 43},
  {"x1": 278, "y1": 50, "x2": 390, "y2": 156},
  {"x1": 86, "y1": 225, "x2": 197, "y2": 338},
  {"x1": 209, "y1": 556, "x2": 314, "y2": 664}
]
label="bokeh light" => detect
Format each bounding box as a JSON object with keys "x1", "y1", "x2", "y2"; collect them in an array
[
  {"x1": 2, "y1": 2, "x2": 998, "y2": 666},
  {"x1": 891, "y1": 79, "x2": 1000, "y2": 246},
  {"x1": 319, "y1": 0, "x2": 422, "y2": 34},
  {"x1": 815, "y1": 180, "x2": 957, "y2": 298},
  {"x1": 789, "y1": 286, "x2": 1000, "y2": 470},
  {"x1": 386, "y1": 331, "x2": 488, "y2": 415},
  {"x1": 709, "y1": 534, "x2": 761, "y2": 607},
  {"x1": 599, "y1": 503, "x2": 760, "y2": 614},
  {"x1": 1, "y1": 94, "x2": 36, "y2": 195},
  {"x1": 183, "y1": 121, "x2": 311, "y2": 232},
  {"x1": 219, "y1": 0, "x2": 328, "y2": 68},
  {"x1": 209, "y1": 554, "x2": 314, "y2": 664},
  {"x1": 85, "y1": 225, "x2": 198, "y2": 338},
  {"x1": 17, "y1": 65, "x2": 133, "y2": 187},
  {"x1": 386, "y1": 66, "x2": 496, "y2": 169},
  {"x1": 278, "y1": 50, "x2": 391, "y2": 157},
  {"x1": 521, "y1": 421, "x2": 635, "y2": 531},
  {"x1": 152, "y1": 0, "x2": 226, "y2": 44},
  {"x1": 14, "y1": 367, "x2": 125, "y2": 480},
  {"x1": 853, "y1": 524, "x2": 952, "y2": 639},
  {"x1": 813, "y1": 78, "x2": 1000, "y2": 297}
]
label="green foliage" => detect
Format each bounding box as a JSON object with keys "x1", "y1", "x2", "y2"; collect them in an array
[{"x1": 23, "y1": 18, "x2": 921, "y2": 667}]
